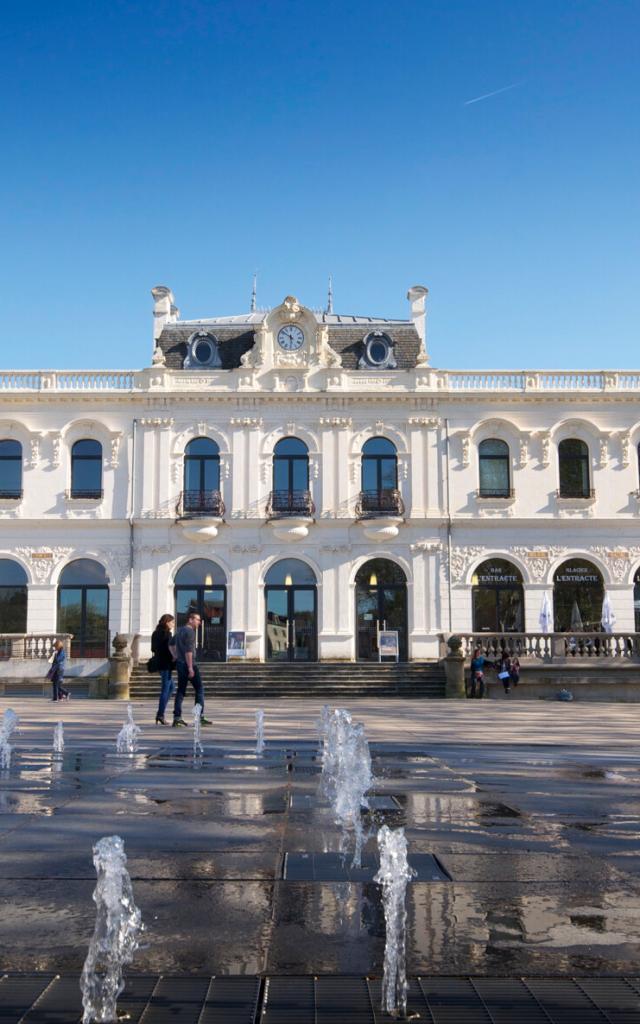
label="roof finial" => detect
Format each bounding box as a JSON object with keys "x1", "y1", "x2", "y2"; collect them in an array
[
  {"x1": 250, "y1": 272, "x2": 257, "y2": 313},
  {"x1": 326, "y1": 274, "x2": 333, "y2": 314}
]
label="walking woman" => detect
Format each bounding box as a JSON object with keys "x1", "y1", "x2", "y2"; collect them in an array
[
  {"x1": 48, "y1": 640, "x2": 70, "y2": 701},
  {"x1": 151, "y1": 614, "x2": 176, "y2": 725}
]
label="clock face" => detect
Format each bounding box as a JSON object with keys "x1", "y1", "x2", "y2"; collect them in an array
[{"x1": 277, "y1": 325, "x2": 304, "y2": 351}]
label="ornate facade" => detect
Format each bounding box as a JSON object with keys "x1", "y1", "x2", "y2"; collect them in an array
[{"x1": 1, "y1": 285, "x2": 639, "y2": 667}]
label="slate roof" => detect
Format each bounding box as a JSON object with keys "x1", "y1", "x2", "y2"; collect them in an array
[{"x1": 157, "y1": 312, "x2": 422, "y2": 370}]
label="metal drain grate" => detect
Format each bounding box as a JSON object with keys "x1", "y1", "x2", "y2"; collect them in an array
[
  {"x1": 281, "y1": 851, "x2": 450, "y2": 882},
  {"x1": 2, "y1": 976, "x2": 640, "y2": 1023}
]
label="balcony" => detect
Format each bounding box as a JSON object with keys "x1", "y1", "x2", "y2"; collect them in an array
[
  {"x1": 266, "y1": 490, "x2": 315, "y2": 520},
  {"x1": 0, "y1": 489, "x2": 22, "y2": 500},
  {"x1": 355, "y1": 488, "x2": 404, "y2": 542},
  {"x1": 355, "y1": 488, "x2": 405, "y2": 519},
  {"x1": 176, "y1": 489, "x2": 225, "y2": 542},
  {"x1": 65, "y1": 488, "x2": 103, "y2": 500},
  {"x1": 177, "y1": 489, "x2": 225, "y2": 520},
  {"x1": 266, "y1": 490, "x2": 314, "y2": 541},
  {"x1": 476, "y1": 488, "x2": 515, "y2": 499}
]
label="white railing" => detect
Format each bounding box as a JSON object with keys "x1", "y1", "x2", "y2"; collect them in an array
[
  {"x1": 0, "y1": 370, "x2": 135, "y2": 391},
  {"x1": 1, "y1": 367, "x2": 640, "y2": 394},
  {"x1": 441, "y1": 632, "x2": 640, "y2": 661},
  {"x1": 0, "y1": 633, "x2": 73, "y2": 660}
]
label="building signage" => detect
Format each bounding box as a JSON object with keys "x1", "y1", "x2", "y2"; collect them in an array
[
  {"x1": 556, "y1": 568, "x2": 600, "y2": 584},
  {"x1": 474, "y1": 565, "x2": 520, "y2": 586},
  {"x1": 31, "y1": 552, "x2": 54, "y2": 559},
  {"x1": 378, "y1": 630, "x2": 399, "y2": 662},
  {"x1": 227, "y1": 631, "x2": 246, "y2": 659}
]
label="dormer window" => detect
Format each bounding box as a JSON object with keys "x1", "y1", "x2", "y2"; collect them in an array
[
  {"x1": 358, "y1": 331, "x2": 397, "y2": 370},
  {"x1": 184, "y1": 331, "x2": 222, "y2": 369}
]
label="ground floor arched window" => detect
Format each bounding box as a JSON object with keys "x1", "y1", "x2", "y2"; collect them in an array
[
  {"x1": 174, "y1": 559, "x2": 227, "y2": 661},
  {"x1": 472, "y1": 559, "x2": 524, "y2": 632},
  {"x1": 355, "y1": 558, "x2": 408, "y2": 662},
  {"x1": 553, "y1": 559, "x2": 604, "y2": 632},
  {"x1": 57, "y1": 559, "x2": 109, "y2": 657},
  {"x1": 0, "y1": 559, "x2": 28, "y2": 637},
  {"x1": 265, "y1": 558, "x2": 317, "y2": 661}
]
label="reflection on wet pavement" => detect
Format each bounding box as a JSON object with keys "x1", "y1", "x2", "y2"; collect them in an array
[{"x1": 2, "y1": 698, "x2": 640, "y2": 977}]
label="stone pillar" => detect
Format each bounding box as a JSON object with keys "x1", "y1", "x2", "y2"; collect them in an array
[
  {"x1": 108, "y1": 633, "x2": 131, "y2": 699},
  {"x1": 443, "y1": 634, "x2": 466, "y2": 698}
]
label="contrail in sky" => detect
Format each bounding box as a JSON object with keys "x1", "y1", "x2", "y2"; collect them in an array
[{"x1": 464, "y1": 82, "x2": 520, "y2": 105}]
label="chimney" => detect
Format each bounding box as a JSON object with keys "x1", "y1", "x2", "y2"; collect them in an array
[
  {"x1": 407, "y1": 285, "x2": 429, "y2": 364},
  {"x1": 151, "y1": 285, "x2": 178, "y2": 342}
]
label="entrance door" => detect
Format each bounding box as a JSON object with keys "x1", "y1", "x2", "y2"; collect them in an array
[
  {"x1": 265, "y1": 587, "x2": 317, "y2": 661},
  {"x1": 355, "y1": 558, "x2": 408, "y2": 662},
  {"x1": 175, "y1": 586, "x2": 226, "y2": 661}
]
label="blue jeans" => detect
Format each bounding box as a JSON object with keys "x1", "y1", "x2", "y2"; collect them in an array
[
  {"x1": 173, "y1": 662, "x2": 204, "y2": 720},
  {"x1": 156, "y1": 669, "x2": 174, "y2": 718}
]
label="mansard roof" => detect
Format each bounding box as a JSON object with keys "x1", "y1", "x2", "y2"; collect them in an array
[{"x1": 157, "y1": 309, "x2": 422, "y2": 370}]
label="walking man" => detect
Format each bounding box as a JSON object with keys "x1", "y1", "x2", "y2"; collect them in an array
[{"x1": 170, "y1": 611, "x2": 212, "y2": 727}]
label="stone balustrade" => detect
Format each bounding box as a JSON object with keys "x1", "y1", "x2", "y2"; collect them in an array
[
  {"x1": 2, "y1": 367, "x2": 640, "y2": 394},
  {"x1": 441, "y1": 632, "x2": 640, "y2": 662},
  {"x1": 0, "y1": 633, "x2": 73, "y2": 660}
]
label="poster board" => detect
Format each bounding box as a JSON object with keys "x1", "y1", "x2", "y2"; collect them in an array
[
  {"x1": 227, "y1": 630, "x2": 246, "y2": 659},
  {"x1": 378, "y1": 630, "x2": 399, "y2": 663}
]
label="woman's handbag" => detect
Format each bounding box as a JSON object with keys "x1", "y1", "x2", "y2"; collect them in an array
[
  {"x1": 146, "y1": 655, "x2": 159, "y2": 673},
  {"x1": 498, "y1": 670, "x2": 510, "y2": 680},
  {"x1": 46, "y1": 666, "x2": 55, "y2": 681}
]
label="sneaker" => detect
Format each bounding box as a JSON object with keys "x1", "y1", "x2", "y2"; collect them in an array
[
  {"x1": 200, "y1": 716, "x2": 213, "y2": 726},
  {"x1": 172, "y1": 718, "x2": 187, "y2": 728}
]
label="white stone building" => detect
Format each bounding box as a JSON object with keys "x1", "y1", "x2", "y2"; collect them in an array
[{"x1": 1, "y1": 284, "x2": 639, "y2": 672}]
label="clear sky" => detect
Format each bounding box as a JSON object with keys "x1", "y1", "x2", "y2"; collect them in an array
[{"x1": 0, "y1": 0, "x2": 638, "y2": 369}]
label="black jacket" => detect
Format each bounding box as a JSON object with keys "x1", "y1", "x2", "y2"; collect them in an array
[{"x1": 151, "y1": 628, "x2": 175, "y2": 670}]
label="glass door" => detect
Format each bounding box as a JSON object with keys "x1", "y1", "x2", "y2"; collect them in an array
[
  {"x1": 266, "y1": 589, "x2": 289, "y2": 661},
  {"x1": 58, "y1": 586, "x2": 109, "y2": 657},
  {"x1": 356, "y1": 588, "x2": 379, "y2": 660},
  {"x1": 175, "y1": 586, "x2": 227, "y2": 661},
  {"x1": 356, "y1": 584, "x2": 407, "y2": 661},
  {"x1": 266, "y1": 587, "x2": 317, "y2": 661}
]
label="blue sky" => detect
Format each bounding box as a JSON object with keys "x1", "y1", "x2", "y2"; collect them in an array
[{"x1": 0, "y1": 0, "x2": 637, "y2": 369}]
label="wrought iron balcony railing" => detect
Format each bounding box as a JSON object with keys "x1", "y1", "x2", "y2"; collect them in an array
[
  {"x1": 477, "y1": 487, "x2": 515, "y2": 499},
  {"x1": 266, "y1": 489, "x2": 315, "y2": 519},
  {"x1": 66, "y1": 488, "x2": 103, "y2": 500},
  {"x1": 556, "y1": 487, "x2": 596, "y2": 500},
  {"x1": 177, "y1": 489, "x2": 225, "y2": 519},
  {"x1": 355, "y1": 488, "x2": 405, "y2": 519}
]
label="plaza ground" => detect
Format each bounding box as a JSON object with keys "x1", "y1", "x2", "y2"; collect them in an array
[{"x1": 2, "y1": 696, "x2": 640, "y2": 982}]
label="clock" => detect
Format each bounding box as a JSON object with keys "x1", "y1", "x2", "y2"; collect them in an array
[{"x1": 277, "y1": 325, "x2": 304, "y2": 351}]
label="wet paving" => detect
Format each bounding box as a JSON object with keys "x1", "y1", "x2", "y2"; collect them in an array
[{"x1": 1, "y1": 697, "x2": 640, "y2": 980}]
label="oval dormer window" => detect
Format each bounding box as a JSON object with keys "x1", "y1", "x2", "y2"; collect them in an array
[
  {"x1": 358, "y1": 331, "x2": 397, "y2": 370},
  {"x1": 185, "y1": 331, "x2": 222, "y2": 369}
]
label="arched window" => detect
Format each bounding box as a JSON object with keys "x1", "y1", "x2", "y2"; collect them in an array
[
  {"x1": 553, "y1": 559, "x2": 603, "y2": 632},
  {"x1": 558, "y1": 439, "x2": 590, "y2": 498},
  {"x1": 358, "y1": 438, "x2": 402, "y2": 516},
  {"x1": 183, "y1": 438, "x2": 221, "y2": 515},
  {"x1": 269, "y1": 438, "x2": 312, "y2": 516},
  {"x1": 265, "y1": 558, "x2": 317, "y2": 661},
  {"x1": 174, "y1": 559, "x2": 227, "y2": 661},
  {"x1": 0, "y1": 559, "x2": 28, "y2": 635},
  {"x1": 472, "y1": 559, "x2": 524, "y2": 632},
  {"x1": 478, "y1": 439, "x2": 510, "y2": 498},
  {"x1": 355, "y1": 558, "x2": 408, "y2": 661},
  {"x1": 0, "y1": 441, "x2": 22, "y2": 499},
  {"x1": 71, "y1": 440, "x2": 103, "y2": 499},
  {"x1": 57, "y1": 559, "x2": 109, "y2": 657}
]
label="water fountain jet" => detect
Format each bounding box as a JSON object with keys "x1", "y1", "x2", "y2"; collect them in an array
[
  {"x1": 255, "y1": 708, "x2": 265, "y2": 755},
  {"x1": 374, "y1": 825, "x2": 415, "y2": 1019},
  {"x1": 80, "y1": 835, "x2": 143, "y2": 1023},
  {"x1": 53, "y1": 721, "x2": 64, "y2": 756},
  {"x1": 193, "y1": 703, "x2": 203, "y2": 762},
  {"x1": 116, "y1": 705, "x2": 140, "y2": 754},
  {"x1": 0, "y1": 708, "x2": 19, "y2": 769}
]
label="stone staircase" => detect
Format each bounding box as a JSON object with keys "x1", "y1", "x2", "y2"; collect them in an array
[{"x1": 129, "y1": 661, "x2": 446, "y2": 699}]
